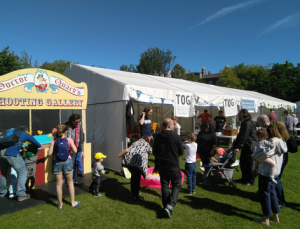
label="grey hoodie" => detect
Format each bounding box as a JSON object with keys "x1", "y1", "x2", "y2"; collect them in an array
[{"x1": 257, "y1": 137, "x2": 287, "y2": 177}]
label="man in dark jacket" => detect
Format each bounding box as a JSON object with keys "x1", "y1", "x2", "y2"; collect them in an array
[
  {"x1": 233, "y1": 109, "x2": 256, "y2": 186},
  {"x1": 153, "y1": 118, "x2": 183, "y2": 218}
]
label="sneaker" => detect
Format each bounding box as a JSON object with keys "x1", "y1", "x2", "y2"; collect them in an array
[
  {"x1": 18, "y1": 194, "x2": 31, "y2": 202},
  {"x1": 165, "y1": 207, "x2": 172, "y2": 218},
  {"x1": 188, "y1": 191, "x2": 192, "y2": 195},
  {"x1": 268, "y1": 176, "x2": 278, "y2": 184},
  {"x1": 192, "y1": 189, "x2": 196, "y2": 194},
  {"x1": 94, "y1": 194, "x2": 102, "y2": 197},
  {"x1": 132, "y1": 195, "x2": 145, "y2": 201}
]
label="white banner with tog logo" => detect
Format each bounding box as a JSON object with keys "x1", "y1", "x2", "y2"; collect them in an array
[
  {"x1": 223, "y1": 98, "x2": 238, "y2": 117},
  {"x1": 174, "y1": 92, "x2": 194, "y2": 117}
]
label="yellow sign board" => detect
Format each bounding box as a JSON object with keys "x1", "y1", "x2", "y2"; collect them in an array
[{"x1": 0, "y1": 68, "x2": 87, "y2": 109}]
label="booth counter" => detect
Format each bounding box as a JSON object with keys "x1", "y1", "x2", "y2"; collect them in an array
[{"x1": 0, "y1": 68, "x2": 91, "y2": 184}]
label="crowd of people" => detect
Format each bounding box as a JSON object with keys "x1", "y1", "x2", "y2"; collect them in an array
[
  {"x1": 120, "y1": 106, "x2": 298, "y2": 223},
  {"x1": 0, "y1": 105, "x2": 298, "y2": 223}
]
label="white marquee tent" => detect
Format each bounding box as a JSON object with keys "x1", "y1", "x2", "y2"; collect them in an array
[{"x1": 63, "y1": 63, "x2": 296, "y2": 171}]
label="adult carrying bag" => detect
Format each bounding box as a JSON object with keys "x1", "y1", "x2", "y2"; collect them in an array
[
  {"x1": 0, "y1": 128, "x2": 23, "y2": 150},
  {"x1": 54, "y1": 138, "x2": 69, "y2": 161},
  {"x1": 286, "y1": 135, "x2": 298, "y2": 153}
]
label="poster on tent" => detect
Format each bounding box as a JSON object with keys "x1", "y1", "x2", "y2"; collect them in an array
[
  {"x1": 174, "y1": 92, "x2": 194, "y2": 117},
  {"x1": 242, "y1": 98, "x2": 256, "y2": 113},
  {"x1": 223, "y1": 98, "x2": 238, "y2": 117}
]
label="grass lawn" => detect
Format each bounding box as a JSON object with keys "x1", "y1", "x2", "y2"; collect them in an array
[{"x1": 1, "y1": 142, "x2": 300, "y2": 229}]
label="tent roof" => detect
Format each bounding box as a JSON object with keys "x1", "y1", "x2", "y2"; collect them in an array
[{"x1": 63, "y1": 63, "x2": 296, "y2": 108}]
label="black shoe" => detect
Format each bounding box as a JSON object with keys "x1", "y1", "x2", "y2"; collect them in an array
[
  {"x1": 242, "y1": 182, "x2": 253, "y2": 186},
  {"x1": 78, "y1": 173, "x2": 84, "y2": 177},
  {"x1": 165, "y1": 207, "x2": 172, "y2": 218}
]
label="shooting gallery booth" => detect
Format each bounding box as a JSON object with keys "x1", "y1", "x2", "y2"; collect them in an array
[{"x1": 0, "y1": 68, "x2": 90, "y2": 185}]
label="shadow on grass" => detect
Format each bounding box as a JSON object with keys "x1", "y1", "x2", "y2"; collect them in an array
[
  {"x1": 195, "y1": 173, "x2": 260, "y2": 202},
  {"x1": 104, "y1": 181, "x2": 165, "y2": 219},
  {"x1": 286, "y1": 202, "x2": 300, "y2": 212},
  {"x1": 178, "y1": 196, "x2": 261, "y2": 220}
]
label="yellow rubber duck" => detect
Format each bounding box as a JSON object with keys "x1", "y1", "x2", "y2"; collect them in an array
[{"x1": 37, "y1": 130, "x2": 43, "y2": 135}]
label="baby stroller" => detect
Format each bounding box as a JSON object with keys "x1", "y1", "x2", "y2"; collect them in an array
[{"x1": 203, "y1": 149, "x2": 239, "y2": 188}]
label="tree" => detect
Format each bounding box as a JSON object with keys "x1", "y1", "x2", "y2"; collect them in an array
[
  {"x1": 218, "y1": 66, "x2": 244, "y2": 89},
  {"x1": 40, "y1": 60, "x2": 71, "y2": 74},
  {"x1": 185, "y1": 72, "x2": 198, "y2": 82},
  {"x1": 0, "y1": 46, "x2": 21, "y2": 75},
  {"x1": 171, "y1": 64, "x2": 186, "y2": 79},
  {"x1": 136, "y1": 47, "x2": 176, "y2": 76},
  {"x1": 120, "y1": 64, "x2": 137, "y2": 73}
]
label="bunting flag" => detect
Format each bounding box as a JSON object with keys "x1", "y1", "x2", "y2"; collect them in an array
[
  {"x1": 150, "y1": 96, "x2": 154, "y2": 104},
  {"x1": 210, "y1": 103, "x2": 213, "y2": 108},
  {"x1": 136, "y1": 90, "x2": 142, "y2": 98},
  {"x1": 217, "y1": 105, "x2": 220, "y2": 110},
  {"x1": 161, "y1": 98, "x2": 164, "y2": 104},
  {"x1": 197, "y1": 96, "x2": 200, "y2": 103},
  {"x1": 203, "y1": 100, "x2": 207, "y2": 107},
  {"x1": 171, "y1": 100, "x2": 174, "y2": 106}
]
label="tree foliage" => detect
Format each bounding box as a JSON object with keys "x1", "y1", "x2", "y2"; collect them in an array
[
  {"x1": 218, "y1": 66, "x2": 244, "y2": 89},
  {"x1": 120, "y1": 64, "x2": 137, "y2": 73},
  {"x1": 136, "y1": 47, "x2": 176, "y2": 76},
  {"x1": 171, "y1": 64, "x2": 186, "y2": 79},
  {"x1": 0, "y1": 46, "x2": 21, "y2": 75},
  {"x1": 40, "y1": 60, "x2": 71, "y2": 74}
]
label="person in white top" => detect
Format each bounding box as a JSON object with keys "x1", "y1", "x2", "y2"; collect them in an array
[
  {"x1": 183, "y1": 133, "x2": 198, "y2": 195},
  {"x1": 292, "y1": 114, "x2": 298, "y2": 135},
  {"x1": 171, "y1": 115, "x2": 181, "y2": 136}
]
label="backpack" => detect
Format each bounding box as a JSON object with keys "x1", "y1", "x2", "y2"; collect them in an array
[
  {"x1": 0, "y1": 128, "x2": 23, "y2": 150},
  {"x1": 286, "y1": 135, "x2": 298, "y2": 153},
  {"x1": 54, "y1": 138, "x2": 69, "y2": 161}
]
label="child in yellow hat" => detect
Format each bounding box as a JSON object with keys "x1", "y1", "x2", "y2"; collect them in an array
[{"x1": 89, "y1": 152, "x2": 109, "y2": 197}]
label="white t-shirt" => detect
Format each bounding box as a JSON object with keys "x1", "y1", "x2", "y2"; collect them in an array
[
  {"x1": 185, "y1": 142, "x2": 198, "y2": 163},
  {"x1": 173, "y1": 123, "x2": 181, "y2": 135}
]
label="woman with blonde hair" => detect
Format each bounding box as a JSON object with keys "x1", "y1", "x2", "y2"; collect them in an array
[
  {"x1": 254, "y1": 120, "x2": 289, "y2": 226},
  {"x1": 171, "y1": 116, "x2": 181, "y2": 136},
  {"x1": 48, "y1": 125, "x2": 81, "y2": 209}
]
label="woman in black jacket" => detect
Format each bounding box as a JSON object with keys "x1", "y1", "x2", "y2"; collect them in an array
[{"x1": 196, "y1": 122, "x2": 217, "y2": 186}]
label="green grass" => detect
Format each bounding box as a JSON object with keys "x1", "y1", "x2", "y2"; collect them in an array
[{"x1": 1, "y1": 142, "x2": 300, "y2": 229}]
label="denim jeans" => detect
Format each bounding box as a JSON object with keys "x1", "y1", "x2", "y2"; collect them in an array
[
  {"x1": 185, "y1": 162, "x2": 196, "y2": 192},
  {"x1": 258, "y1": 174, "x2": 280, "y2": 217},
  {"x1": 160, "y1": 168, "x2": 182, "y2": 210},
  {"x1": 275, "y1": 153, "x2": 288, "y2": 207},
  {"x1": 3, "y1": 154, "x2": 27, "y2": 197},
  {"x1": 76, "y1": 152, "x2": 83, "y2": 174},
  {"x1": 71, "y1": 153, "x2": 78, "y2": 182},
  {"x1": 0, "y1": 157, "x2": 9, "y2": 196},
  {"x1": 89, "y1": 175, "x2": 101, "y2": 195}
]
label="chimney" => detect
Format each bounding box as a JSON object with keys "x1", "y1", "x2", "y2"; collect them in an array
[
  {"x1": 202, "y1": 67, "x2": 206, "y2": 76},
  {"x1": 208, "y1": 71, "x2": 211, "y2": 74}
]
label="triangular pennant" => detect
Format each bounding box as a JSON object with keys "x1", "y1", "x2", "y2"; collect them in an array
[
  {"x1": 136, "y1": 90, "x2": 142, "y2": 98},
  {"x1": 217, "y1": 105, "x2": 220, "y2": 110},
  {"x1": 150, "y1": 96, "x2": 154, "y2": 104},
  {"x1": 161, "y1": 98, "x2": 164, "y2": 104}
]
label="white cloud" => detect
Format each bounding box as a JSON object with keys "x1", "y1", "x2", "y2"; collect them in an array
[
  {"x1": 188, "y1": 0, "x2": 260, "y2": 30},
  {"x1": 258, "y1": 12, "x2": 300, "y2": 36}
]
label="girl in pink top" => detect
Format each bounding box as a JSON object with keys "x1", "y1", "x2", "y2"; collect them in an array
[{"x1": 48, "y1": 125, "x2": 80, "y2": 209}]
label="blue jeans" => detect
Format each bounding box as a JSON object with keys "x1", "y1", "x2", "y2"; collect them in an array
[
  {"x1": 160, "y1": 168, "x2": 182, "y2": 210},
  {"x1": 275, "y1": 153, "x2": 288, "y2": 207},
  {"x1": 76, "y1": 152, "x2": 83, "y2": 174},
  {"x1": 71, "y1": 153, "x2": 78, "y2": 182},
  {"x1": 258, "y1": 174, "x2": 280, "y2": 217},
  {"x1": 2, "y1": 154, "x2": 27, "y2": 197},
  {"x1": 185, "y1": 162, "x2": 196, "y2": 192},
  {"x1": 0, "y1": 157, "x2": 9, "y2": 196}
]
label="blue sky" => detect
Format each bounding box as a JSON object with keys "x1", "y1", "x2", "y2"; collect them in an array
[{"x1": 1, "y1": 0, "x2": 300, "y2": 74}]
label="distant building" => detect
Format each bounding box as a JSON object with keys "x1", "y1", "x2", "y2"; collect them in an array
[{"x1": 186, "y1": 67, "x2": 220, "y2": 85}]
